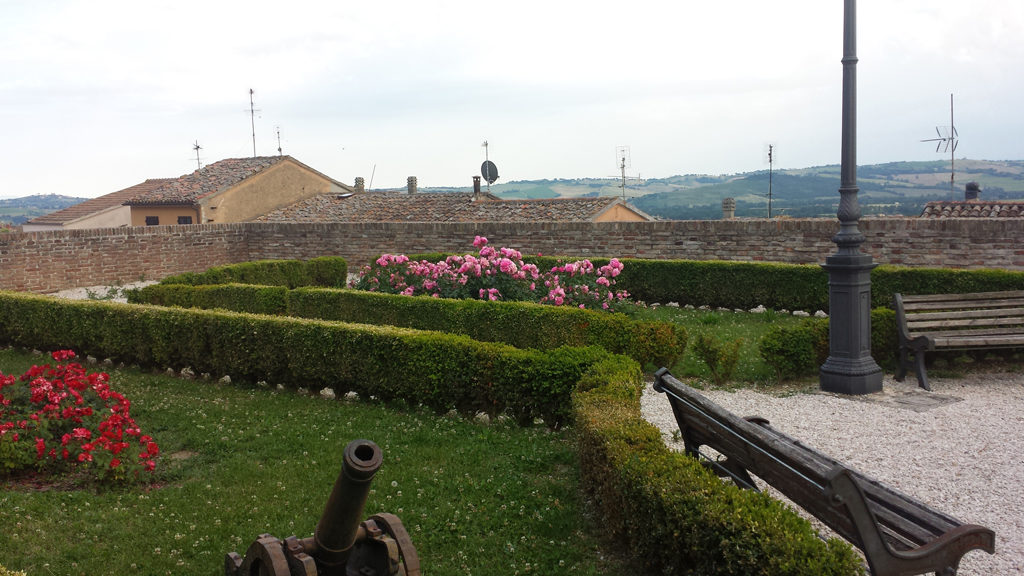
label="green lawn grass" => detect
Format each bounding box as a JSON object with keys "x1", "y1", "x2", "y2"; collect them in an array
[
  {"x1": 625, "y1": 305, "x2": 805, "y2": 384},
  {"x1": 0, "y1": 348, "x2": 627, "y2": 576}
]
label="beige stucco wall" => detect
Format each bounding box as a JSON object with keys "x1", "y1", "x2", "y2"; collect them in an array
[
  {"x1": 198, "y1": 159, "x2": 346, "y2": 223},
  {"x1": 594, "y1": 203, "x2": 649, "y2": 222},
  {"x1": 130, "y1": 206, "x2": 200, "y2": 227},
  {"x1": 67, "y1": 205, "x2": 132, "y2": 229}
]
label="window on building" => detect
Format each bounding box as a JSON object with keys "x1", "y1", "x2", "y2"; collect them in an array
[
  {"x1": 145, "y1": 216, "x2": 159, "y2": 226},
  {"x1": 177, "y1": 216, "x2": 193, "y2": 225}
]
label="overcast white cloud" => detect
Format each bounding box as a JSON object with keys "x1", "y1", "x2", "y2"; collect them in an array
[{"x1": 1, "y1": 0, "x2": 1022, "y2": 198}]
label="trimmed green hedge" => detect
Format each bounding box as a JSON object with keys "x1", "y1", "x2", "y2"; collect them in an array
[
  {"x1": 408, "y1": 252, "x2": 1024, "y2": 312},
  {"x1": 759, "y1": 308, "x2": 898, "y2": 379},
  {"x1": 0, "y1": 291, "x2": 607, "y2": 427},
  {"x1": 158, "y1": 257, "x2": 347, "y2": 288},
  {"x1": 127, "y1": 284, "x2": 687, "y2": 368},
  {"x1": 572, "y1": 361, "x2": 863, "y2": 575}
]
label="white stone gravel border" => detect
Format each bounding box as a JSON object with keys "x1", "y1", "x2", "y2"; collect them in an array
[{"x1": 641, "y1": 371, "x2": 1024, "y2": 575}]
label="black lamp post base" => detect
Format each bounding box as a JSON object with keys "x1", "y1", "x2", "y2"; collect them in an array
[{"x1": 820, "y1": 362, "x2": 883, "y2": 395}]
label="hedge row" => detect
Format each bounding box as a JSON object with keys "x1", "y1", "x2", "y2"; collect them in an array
[
  {"x1": 759, "y1": 308, "x2": 898, "y2": 379},
  {"x1": 159, "y1": 257, "x2": 348, "y2": 288},
  {"x1": 0, "y1": 291, "x2": 609, "y2": 427},
  {"x1": 1, "y1": 290, "x2": 867, "y2": 571},
  {"x1": 571, "y1": 360, "x2": 863, "y2": 575},
  {"x1": 127, "y1": 284, "x2": 687, "y2": 368},
  {"x1": 405, "y1": 252, "x2": 1024, "y2": 312}
]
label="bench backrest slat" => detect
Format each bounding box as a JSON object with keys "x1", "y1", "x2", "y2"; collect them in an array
[
  {"x1": 900, "y1": 290, "x2": 1024, "y2": 304},
  {"x1": 905, "y1": 307, "x2": 1024, "y2": 321},
  {"x1": 908, "y1": 316, "x2": 1024, "y2": 331}
]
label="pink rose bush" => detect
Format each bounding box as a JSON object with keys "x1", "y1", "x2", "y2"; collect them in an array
[
  {"x1": 0, "y1": 350, "x2": 159, "y2": 483},
  {"x1": 352, "y1": 237, "x2": 632, "y2": 311}
]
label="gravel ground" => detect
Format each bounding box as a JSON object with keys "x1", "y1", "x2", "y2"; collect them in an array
[
  {"x1": 47, "y1": 281, "x2": 157, "y2": 302},
  {"x1": 641, "y1": 370, "x2": 1024, "y2": 575}
]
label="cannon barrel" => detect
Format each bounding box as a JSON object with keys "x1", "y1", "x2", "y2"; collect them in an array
[{"x1": 311, "y1": 439, "x2": 383, "y2": 570}]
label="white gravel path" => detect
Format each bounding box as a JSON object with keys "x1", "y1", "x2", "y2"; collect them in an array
[{"x1": 641, "y1": 371, "x2": 1024, "y2": 575}]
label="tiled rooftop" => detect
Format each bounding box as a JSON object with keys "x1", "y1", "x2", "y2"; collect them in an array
[
  {"x1": 26, "y1": 178, "x2": 175, "y2": 225},
  {"x1": 255, "y1": 192, "x2": 643, "y2": 223},
  {"x1": 920, "y1": 201, "x2": 1024, "y2": 218},
  {"x1": 127, "y1": 156, "x2": 286, "y2": 205}
]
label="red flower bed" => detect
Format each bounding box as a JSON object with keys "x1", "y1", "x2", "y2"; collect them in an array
[{"x1": 0, "y1": 350, "x2": 159, "y2": 483}]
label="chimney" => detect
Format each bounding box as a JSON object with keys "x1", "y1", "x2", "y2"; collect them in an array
[
  {"x1": 407, "y1": 176, "x2": 418, "y2": 194},
  {"x1": 472, "y1": 175, "x2": 482, "y2": 200},
  {"x1": 965, "y1": 181, "x2": 981, "y2": 202},
  {"x1": 722, "y1": 197, "x2": 736, "y2": 219},
  {"x1": 354, "y1": 177, "x2": 365, "y2": 193}
]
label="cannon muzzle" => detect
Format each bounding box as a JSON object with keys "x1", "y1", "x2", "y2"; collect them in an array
[{"x1": 312, "y1": 439, "x2": 382, "y2": 569}]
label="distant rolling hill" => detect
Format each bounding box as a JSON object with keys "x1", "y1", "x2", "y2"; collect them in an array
[
  {"x1": 4, "y1": 160, "x2": 1021, "y2": 225},
  {"x1": 484, "y1": 159, "x2": 1024, "y2": 219},
  {"x1": 0, "y1": 194, "x2": 88, "y2": 225}
]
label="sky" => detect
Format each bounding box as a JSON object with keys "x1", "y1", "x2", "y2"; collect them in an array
[{"x1": 1, "y1": 0, "x2": 1022, "y2": 199}]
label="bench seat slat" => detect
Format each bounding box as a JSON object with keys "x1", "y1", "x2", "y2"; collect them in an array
[
  {"x1": 910, "y1": 326, "x2": 1024, "y2": 337},
  {"x1": 903, "y1": 299, "x2": 1024, "y2": 312},
  {"x1": 930, "y1": 334, "x2": 1024, "y2": 348}
]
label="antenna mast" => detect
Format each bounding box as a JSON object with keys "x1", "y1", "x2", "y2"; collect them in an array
[
  {"x1": 193, "y1": 141, "x2": 203, "y2": 171},
  {"x1": 920, "y1": 93, "x2": 958, "y2": 200},
  {"x1": 615, "y1": 146, "x2": 631, "y2": 200},
  {"x1": 276, "y1": 126, "x2": 283, "y2": 156},
  {"x1": 249, "y1": 88, "x2": 260, "y2": 158},
  {"x1": 767, "y1": 144, "x2": 774, "y2": 218}
]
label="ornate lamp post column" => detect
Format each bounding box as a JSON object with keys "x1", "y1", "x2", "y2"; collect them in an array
[{"x1": 819, "y1": 0, "x2": 884, "y2": 394}]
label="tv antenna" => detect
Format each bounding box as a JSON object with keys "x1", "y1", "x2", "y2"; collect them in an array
[
  {"x1": 765, "y1": 144, "x2": 775, "y2": 218},
  {"x1": 920, "y1": 93, "x2": 958, "y2": 198},
  {"x1": 481, "y1": 140, "x2": 498, "y2": 192},
  {"x1": 247, "y1": 88, "x2": 261, "y2": 158},
  {"x1": 607, "y1": 146, "x2": 640, "y2": 199},
  {"x1": 192, "y1": 141, "x2": 203, "y2": 171},
  {"x1": 276, "y1": 126, "x2": 283, "y2": 156}
]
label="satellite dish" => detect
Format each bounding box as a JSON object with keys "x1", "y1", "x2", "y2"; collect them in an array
[{"x1": 481, "y1": 160, "x2": 498, "y2": 185}]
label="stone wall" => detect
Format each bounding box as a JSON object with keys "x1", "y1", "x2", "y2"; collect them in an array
[{"x1": 2, "y1": 218, "x2": 1021, "y2": 293}]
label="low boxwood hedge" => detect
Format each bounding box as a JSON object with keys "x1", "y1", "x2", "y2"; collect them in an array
[
  {"x1": 0, "y1": 291, "x2": 607, "y2": 427},
  {"x1": 159, "y1": 256, "x2": 347, "y2": 288},
  {"x1": 128, "y1": 284, "x2": 687, "y2": 368},
  {"x1": 572, "y1": 360, "x2": 863, "y2": 575}
]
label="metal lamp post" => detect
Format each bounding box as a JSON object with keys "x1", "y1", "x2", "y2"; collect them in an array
[{"x1": 819, "y1": 0, "x2": 884, "y2": 395}]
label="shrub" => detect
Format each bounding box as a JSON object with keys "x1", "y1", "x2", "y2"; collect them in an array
[
  {"x1": 691, "y1": 332, "x2": 742, "y2": 386},
  {"x1": 354, "y1": 237, "x2": 632, "y2": 311},
  {"x1": 759, "y1": 309, "x2": 899, "y2": 381}
]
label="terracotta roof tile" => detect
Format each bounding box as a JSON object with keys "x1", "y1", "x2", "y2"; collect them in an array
[
  {"x1": 25, "y1": 178, "x2": 175, "y2": 225},
  {"x1": 128, "y1": 156, "x2": 286, "y2": 205},
  {"x1": 920, "y1": 201, "x2": 1024, "y2": 218},
  {"x1": 255, "y1": 192, "x2": 648, "y2": 223}
]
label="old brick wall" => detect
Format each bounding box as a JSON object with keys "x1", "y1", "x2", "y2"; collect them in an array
[
  {"x1": 0, "y1": 225, "x2": 250, "y2": 293},
  {"x1": 244, "y1": 218, "x2": 1024, "y2": 271},
  {"x1": 2, "y1": 218, "x2": 1021, "y2": 293}
]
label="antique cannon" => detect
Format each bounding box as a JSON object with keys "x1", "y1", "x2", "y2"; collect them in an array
[{"x1": 225, "y1": 439, "x2": 419, "y2": 576}]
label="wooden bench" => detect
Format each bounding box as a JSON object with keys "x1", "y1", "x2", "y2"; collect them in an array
[
  {"x1": 894, "y1": 290, "x2": 1024, "y2": 391},
  {"x1": 653, "y1": 368, "x2": 995, "y2": 576}
]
